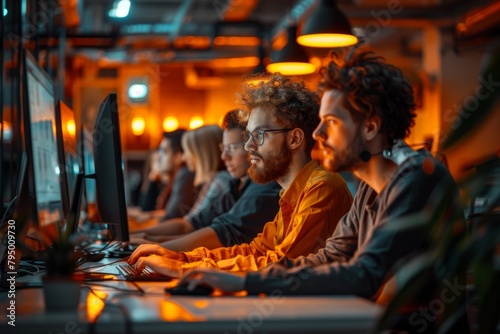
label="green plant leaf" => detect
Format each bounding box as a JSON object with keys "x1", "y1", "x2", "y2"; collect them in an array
[
  {"x1": 375, "y1": 254, "x2": 436, "y2": 333},
  {"x1": 441, "y1": 46, "x2": 500, "y2": 150}
]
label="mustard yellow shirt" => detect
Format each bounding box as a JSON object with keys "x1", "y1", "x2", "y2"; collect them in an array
[{"x1": 181, "y1": 160, "x2": 353, "y2": 272}]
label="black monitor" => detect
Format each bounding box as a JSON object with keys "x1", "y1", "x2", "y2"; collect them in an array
[
  {"x1": 21, "y1": 49, "x2": 64, "y2": 240},
  {"x1": 0, "y1": 154, "x2": 31, "y2": 289},
  {"x1": 55, "y1": 100, "x2": 80, "y2": 220},
  {"x1": 92, "y1": 93, "x2": 129, "y2": 241}
]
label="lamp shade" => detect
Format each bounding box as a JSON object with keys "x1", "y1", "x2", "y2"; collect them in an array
[
  {"x1": 266, "y1": 26, "x2": 316, "y2": 76},
  {"x1": 297, "y1": 0, "x2": 358, "y2": 48}
]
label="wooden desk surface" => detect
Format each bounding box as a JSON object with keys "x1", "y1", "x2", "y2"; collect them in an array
[{"x1": 1, "y1": 280, "x2": 382, "y2": 334}]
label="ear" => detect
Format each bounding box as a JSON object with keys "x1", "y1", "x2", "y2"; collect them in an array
[
  {"x1": 362, "y1": 115, "x2": 381, "y2": 141},
  {"x1": 173, "y1": 151, "x2": 184, "y2": 165},
  {"x1": 288, "y1": 128, "x2": 305, "y2": 150}
]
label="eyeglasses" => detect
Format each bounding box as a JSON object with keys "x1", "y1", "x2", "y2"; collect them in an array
[
  {"x1": 219, "y1": 142, "x2": 245, "y2": 154},
  {"x1": 242, "y1": 128, "x2": 294, "y2": 146}
]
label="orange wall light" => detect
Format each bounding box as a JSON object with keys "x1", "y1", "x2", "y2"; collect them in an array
[
  {"x1": 131, "y1": 116, "x2": 146, "y2": 136},
  {"x1": 163, "y1": 116, "x2": 179, "y2": 132},
  {"x1": 66, "y1": 119, "x2": 76, "y2": 138},
  {"x1": 189, "y1": 116, "x2": 204, "y2": 129}
]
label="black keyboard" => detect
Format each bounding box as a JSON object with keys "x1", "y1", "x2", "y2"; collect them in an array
[{"x1": 116, "y1": 263, "x2": 172, "y2": 282}]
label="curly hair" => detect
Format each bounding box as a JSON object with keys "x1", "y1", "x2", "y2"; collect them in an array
[
  {"x1": 237, "y1": 74, "x2": 320, "y2": 153},
  {"x1": 319, "y1": 46, "x2": 416, "y2": 144},
  {"x1": 221, "y1": 109, "x2": 246, "y2": 131}
]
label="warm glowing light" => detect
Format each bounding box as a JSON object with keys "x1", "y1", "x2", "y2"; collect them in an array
[
  {"x1": 131, "y1": 116, "x2": 146, "y2": 136},
  {"x1": 266, "y1": 62, "x2": 316, "y2": 76},
  {"x1": 297, "y1": 34, "x2": 358, "y2": 48},
  {"x1": 189, "y1": 116, "x2": 204, "y2": 129},
  {"x1": 209, "y1": 56, "x2": 259, "y2": 69},
  {"x1": 213, "y1": 36, "x2": 260, "y2": 47},
  {"x1": 163, "y1": 116, "x2": 179, "y2": 132},
  {"x1": 66, "y1": 120, "x2": 76, "y2": 137},
  {"x1": 160, "y1": 300, "x2": 206, "y2": 322},
  {"x1": 86, "y1": 290, "x2": 107, "y2": 323}
]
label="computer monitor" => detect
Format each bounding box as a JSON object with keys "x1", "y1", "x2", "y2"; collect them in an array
[
  {"x1": 92, "y1": 93, "x2": 129, "y2": 241},
  {"x1": 21, "y1": 49, "x2": 64, "y2": 239},
  {"x1": 0, "y1": 154, "x2": 31, "y2": 289},
  {"x1": 55, "y1": 100, "x2": 80, "y2": 220}
]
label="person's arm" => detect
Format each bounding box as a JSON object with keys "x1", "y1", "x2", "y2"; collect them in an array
[
  {"x1": 159, "y1": 227, "x2": 224, "y2": 252},
  {"x1": 139, "y1": 217, "x2": 194, "y2": 235}
]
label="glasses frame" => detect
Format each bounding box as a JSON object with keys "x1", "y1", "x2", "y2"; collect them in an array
[
  {"x1": 242, "y1": 128, "x2": 294, "y2": 146},
  {"x1": 219, "y1": 142, "x2": 246, "y2": 154}
]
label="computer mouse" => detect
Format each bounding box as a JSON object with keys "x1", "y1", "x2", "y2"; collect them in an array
[
  {"x1": 165, "y1": 284, "x2": 214, "y2": 296},
  {"x1": 85, "y1": 252, "x2": 106, "y2": 262}
]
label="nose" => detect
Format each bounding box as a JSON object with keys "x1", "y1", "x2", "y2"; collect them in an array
[
  {"x1": 312, "y1": 121, "x2": 327, "y2": 142},
  {"x1": 221, "y1": 149, "x2": 230, "y2": 161},
  {"x1": 244, "y1": 137, "x2": 255, "y2": 152}
]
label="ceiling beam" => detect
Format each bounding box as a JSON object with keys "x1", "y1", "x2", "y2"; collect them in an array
[
  {"x1": 169, "y1": 0, "x2": 194, "y2": 42},
  {"x1": 223, "y1": 0, "x2": 259, "y2": 21}
]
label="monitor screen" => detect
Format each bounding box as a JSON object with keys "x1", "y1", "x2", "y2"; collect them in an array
[
  {"x1": 55, "y1": 100, "x2": 80, "y2": 219},
  {"x1": 92, "y1": 93, "x2": 129, "y2": 241},
  {"x1": 0, "y1": 155, "x2": 31, "y2": 289},
  {"x1": 22, "y1": 49, "x2": 64, "y2": 234}
]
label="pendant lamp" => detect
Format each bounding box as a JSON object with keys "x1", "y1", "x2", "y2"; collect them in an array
[
  {"x1": 266, "y1": 26, "x2": 316, "y2": 76},
  {"x1": 297, "y1": 0, "x2": 358, "y2": 48}
]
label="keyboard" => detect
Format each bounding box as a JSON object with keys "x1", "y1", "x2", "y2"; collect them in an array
[{"x1": 115, "y1": 263, "x2": 172, "y2": 282}]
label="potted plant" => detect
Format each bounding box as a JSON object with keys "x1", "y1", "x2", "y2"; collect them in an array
[{"x1": 39, "y1": 214, "x2": 84, "y2": 313}]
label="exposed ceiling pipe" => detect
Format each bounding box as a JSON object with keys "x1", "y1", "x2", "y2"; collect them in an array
[
  {"x1": 169, "y1": 0, "x2": 194, "y2": 42},
  {"x1": 455, "y1": 1, "x2": 500, "y2": 40}
]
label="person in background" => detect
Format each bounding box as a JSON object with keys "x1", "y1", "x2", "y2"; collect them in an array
[
  {"x1": 128, "y1": 129, "x2": 196, "y2": 222},
  {"x1": 178, "y1": 46, "x2": 465, "y2": 333},
  {"x1": 131, "y1": 125, "x2": 231, "y2": 234},
  {"x1": 173, "y1": 125, "x2": 231, "y2": 222},
  {"x1": 137, "y1": 149, "x2": 164, "y2": 212},
  {"x1": 128, "y1": 110, "x2": 281, "y2": 251},
  {"x1": 129, "y1": 74, "x2": 353, "y2": 273}
]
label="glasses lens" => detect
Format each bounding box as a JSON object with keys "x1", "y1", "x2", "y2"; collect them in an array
[{"x1": 256, "y1": 130, "x2": 264, "y2": 145}]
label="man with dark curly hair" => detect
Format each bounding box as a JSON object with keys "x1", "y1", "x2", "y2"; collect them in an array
[
  {"x1": 179, "y1": 45, "x2": 464, "y2": 328},
  {"x1": 129, "y1": 74, "x2": 353, "y2": 273}
]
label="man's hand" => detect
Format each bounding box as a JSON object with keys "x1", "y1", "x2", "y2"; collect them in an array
[
  {"x1": 178, "y1": 269, "x2": 246, "y2": 293},
  {"x1": 134, "y1": 254, "x2": 183, "y2": 278},
  {"x1": 128, "y1": 244, "x2": 185, "y2": 265}
]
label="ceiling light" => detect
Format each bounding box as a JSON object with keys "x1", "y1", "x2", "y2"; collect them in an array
[
  {"x1": 266, "y1": 26, "x2": 316, "y2": 76},
  {"x1": 3, "y1": 8, "x2": 7, "y2": 16},
  {"x1": 109, "y1": 0, "x2": 130, "y2": 18},
  {"x1": 128, "y1": 84, "x2": 148, "y2": 99},
  {"x1": 297, "y1": 0, "x2": 358, "y2": 48}
]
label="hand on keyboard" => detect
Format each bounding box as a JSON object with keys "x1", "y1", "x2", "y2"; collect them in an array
[
  {"x1": 115, "y1": 262, "x2": 172, "y2": 281},
  {"x1": 135, "y1": 255, "x2": 183, "y2": 279}
]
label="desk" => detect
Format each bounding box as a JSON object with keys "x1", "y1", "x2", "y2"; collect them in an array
[{"x1": 0, "y1": 280, "x2": 382, "y2": 334}]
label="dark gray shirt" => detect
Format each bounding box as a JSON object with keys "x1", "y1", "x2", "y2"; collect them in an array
[
  {"x1": 189, "y1": 178, "x2": 281, "y2": 246},
  {"x1": 245, "y1": 150, "x2": 463, "y2": 301}
]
